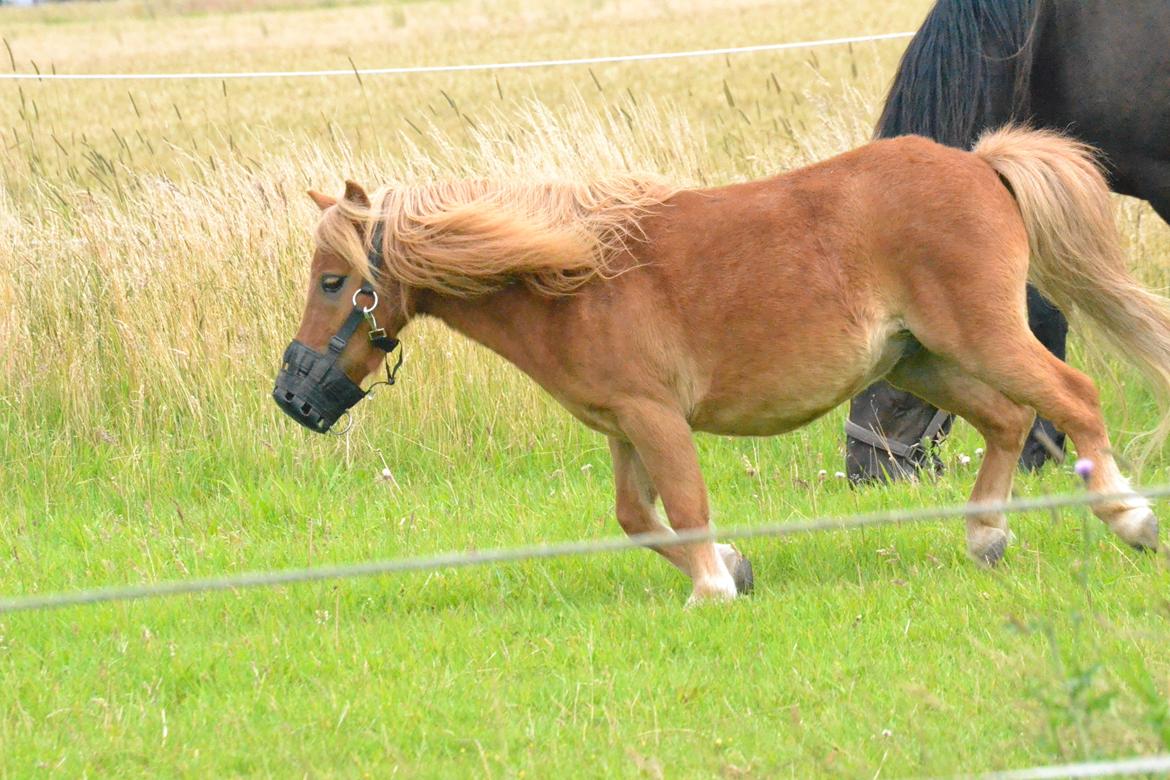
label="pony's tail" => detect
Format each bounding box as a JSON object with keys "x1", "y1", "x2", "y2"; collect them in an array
[
  {"x1": 876, "y1": 0, "x2": 1041, "y2": 146},
  {"x1": 973, "y1": 126, "x2": 1170, "y2": 450}
]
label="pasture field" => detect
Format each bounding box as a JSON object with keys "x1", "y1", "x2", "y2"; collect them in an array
[{"x1": 3, "y1": 0, "x2": 1170, "y2": 776}]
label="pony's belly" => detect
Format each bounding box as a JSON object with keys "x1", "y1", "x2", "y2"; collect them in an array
[
  {"x1": 689, "y1": 327, "x2": 913, "y2": 437},
  {"x1": 691, "y1": 391, "x2": 850, "y2": 436}
]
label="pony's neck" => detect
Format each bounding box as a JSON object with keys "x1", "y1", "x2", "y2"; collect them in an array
[{"x1": 416, "y1": 286, "x2": 555, "y2": 381}]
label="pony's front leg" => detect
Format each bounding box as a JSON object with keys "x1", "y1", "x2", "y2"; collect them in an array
[
  {"x1": 615, "y1": 403, "x2": 750, "y2": 605},
  {"x1": 609, "y1": 437, "x2": 692, "y2": 576}
]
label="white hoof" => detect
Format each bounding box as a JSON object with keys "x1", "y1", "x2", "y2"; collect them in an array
[
  {"x1": 715, "y1": 543, "x2": 739, "y2": 570},
  {"x1": 1109, "y1": 504, "x2": 1159, "y2": 551},
  {"x1": 967, "y1": 525, "x2": 1010, "y2": 566},
  {"x1": 685, "y1": 573, "x2": 738, "y2": 607},
  {"x1": 716, "y1": 543, "x2": 754, "y2": 595}
]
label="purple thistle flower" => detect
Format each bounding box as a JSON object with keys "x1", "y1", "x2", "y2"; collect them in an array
[{"x1": 1074, "y1": 458, "x2": 1094, "y2": 483}]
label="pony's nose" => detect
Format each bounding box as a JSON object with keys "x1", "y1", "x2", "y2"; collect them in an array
[
  {"x1": 272, "y1": 339, "x2": 367, "y2": 433},
  {"x1": 272, "y1": 383, "x2": 326, "y2": 431}
]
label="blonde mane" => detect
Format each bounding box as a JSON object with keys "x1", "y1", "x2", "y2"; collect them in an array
[{"x1": 314, "y1": 175, "x2": 677, "y2": 298}]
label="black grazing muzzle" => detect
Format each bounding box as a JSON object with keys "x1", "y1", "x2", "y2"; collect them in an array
[
  {"x1": 274, "y1": 239, "x2": 402, "y2": 433},
  {"x1": 274, "y1": 334, "x2": 371, "y2": 433}
]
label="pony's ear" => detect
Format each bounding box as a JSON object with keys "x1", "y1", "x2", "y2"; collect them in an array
[
  {"x1": 308, "y1": 190, "x2": 336, "y2": 211},
  {"x1": 343, "y1": 180, "x2": 371, "y2": 209}
]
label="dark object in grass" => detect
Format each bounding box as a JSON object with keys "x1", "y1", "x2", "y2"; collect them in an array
[{"x1": 731, "y1": 556, "x2": 754, "y2": 597}]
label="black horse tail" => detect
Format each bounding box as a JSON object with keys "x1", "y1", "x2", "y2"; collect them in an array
[{"x1": 876, "y1": 0, "x2": 1043, "y2": 147}]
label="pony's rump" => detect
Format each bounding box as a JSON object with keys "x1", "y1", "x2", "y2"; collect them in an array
[{"x1": 973, "y1": 125, "x2": 1170, "y2": 446}]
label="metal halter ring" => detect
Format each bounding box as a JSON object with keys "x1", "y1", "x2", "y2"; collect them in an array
[
  {"x1": 325, "y1": 411, "x2": 355, "y2": 437},
  {"x1": 352, "y1": 287, "x2": 379, "y2": 313}
]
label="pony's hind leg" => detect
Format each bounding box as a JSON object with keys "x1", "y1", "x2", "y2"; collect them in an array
[
  {"x1": 910, "y1": 301, "x2": 1159, "y2": 551},
  {"x1": 975, "y1": 344, "x2": 1160, "y2": 550},
  {"x1": 887, "y1": 350, "x2": 1036, "y2": 564}
]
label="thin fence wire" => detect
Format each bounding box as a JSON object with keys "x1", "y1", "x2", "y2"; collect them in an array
[
  {"x1": 2, "y1": 484, "x2": 1167, "y2": 615},
  {"x1": 964, "y1": 753, "x2": 1170, "y2": 779},
  {"x1": 0, "y1": 30, "x2": 914, "y2": 81}
]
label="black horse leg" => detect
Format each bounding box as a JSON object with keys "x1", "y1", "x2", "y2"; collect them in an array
[
  {"x1": 1150, "y1": 195, "x2": 1170, "y2": 227},
  {"x1": 1109, "y1": 154, "x2": 1170, "y2": 228},
  {"x1": 1130, "y1": 170, "x2": 1170, "y2": 227},
  {"x1": 845, "y1": 285, "x2": 1067, "y2": 483},
  {"x1": 1018, "y1": 286, "x2": 1068, "y2": 469}
]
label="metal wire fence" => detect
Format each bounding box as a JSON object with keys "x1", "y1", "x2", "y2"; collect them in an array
[
  {"x1": 0, "y1": 30, "x2": 914, "y2": 81},
  {"x1": 3, "y1": 484, "x2": 1167, "y2": 615},
  {"x1": 967, "y1": 753, "x2": 1170, "y2": 779}
]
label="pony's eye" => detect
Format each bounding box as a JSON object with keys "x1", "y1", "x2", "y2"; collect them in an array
[{"x1": 321, "y1": 274, "x2": 346, "y2": 293}]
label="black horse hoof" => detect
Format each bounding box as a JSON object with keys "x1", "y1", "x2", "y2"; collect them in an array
[
  {"x1": 731, "y1": 556, "x2": 754, "y2": 595},
  {"x1": 969, "y1": 527, "x2": 1010, "y2": 567}
]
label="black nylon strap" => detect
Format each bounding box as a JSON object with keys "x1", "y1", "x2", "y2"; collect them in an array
[
  {"x1": 844, "y1": 408, "x2": 951, "y2": 460},
  {"x1": 844, "y1": 419, "x2": 919, "y2": 459},
  {"x1": 369, "y1": 221, "x2": 385, "y2": 272},
  {"x1": 329, "y1": 306, "x2": 367, "y2": 354},
  {"x1": 361, "y1": 222, "x2": 400, "y2": 353},
  {"x1": 325, "y1": 220, "x2": 398, "y2": 359}
]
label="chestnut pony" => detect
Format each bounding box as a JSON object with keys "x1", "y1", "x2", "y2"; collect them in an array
[{"x1": 276, "y1": 127, "x2": 1167, "y2": 605}]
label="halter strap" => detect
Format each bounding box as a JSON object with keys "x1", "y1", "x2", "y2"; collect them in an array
[
  {"x1": 844, "y1": 408, "x2": 951, "y2": 460},
  {"x1": 361, "y1": 221, "x2": 400, "y2": 353},
  {"x1": 329, "y1": 306, "x2": 367, "y2": 354},
  {"x1": 315, "y1": 221, "x2": 399, "y2": 363}
]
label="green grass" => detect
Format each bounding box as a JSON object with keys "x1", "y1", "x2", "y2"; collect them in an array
[
  {"x1": 3, "y1": 0, "x2": 1170, "y2": 776},
  {"x1": 5, "y1": 402, "x2": 1170, "y2": 777}
]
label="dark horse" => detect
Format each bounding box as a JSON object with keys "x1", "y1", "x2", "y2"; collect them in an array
[{"x1": 846, "y1": 0, "x2": 1170, "y2": 483}]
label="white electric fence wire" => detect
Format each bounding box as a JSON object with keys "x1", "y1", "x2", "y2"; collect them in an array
[
  {"x1": 0, "y1": 31, "x2": 914, "y2": 81},
  {"x1": 2, "y1": 485, "x2": 1168, "y2": 615},
  {"x1": 963, "y1": 753, "x2": 1170, "y2": 779}
]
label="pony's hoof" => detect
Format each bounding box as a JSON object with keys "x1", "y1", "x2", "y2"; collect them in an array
[
  {"x1": 685, "y1": 573, "x2": 738, "y2": 607},
  {"x1": 968, "y1": 527, "x2": 1010, "y2": 567},
  {"x1": 1112, "y1": 507, "x2": 1159, "y2": 551},
  {"x1": 731, "y1": 556, "x2": 754, "y2": 596},
  {"x1": 716, "y1": 543, "x2": 754, "y2": 595}
]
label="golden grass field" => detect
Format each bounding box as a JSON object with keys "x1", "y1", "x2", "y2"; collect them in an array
[
  {"x1": 3, "y1": 0, "x2": 933, "y2": 430},
  {"x1": 3, "y1": 0, "x2": 1170, "y2": 776}
]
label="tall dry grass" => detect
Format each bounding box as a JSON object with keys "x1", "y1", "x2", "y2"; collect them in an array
[
  {"x1": 0, "y1": 96, "x2": 878, "y2": 444},
  {"x1": 5, "y1": 87, "x2": 1169, "y2": 448},
  {"x1": 2, "y1": 0, "x2": 1167, "y2": 455}
]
